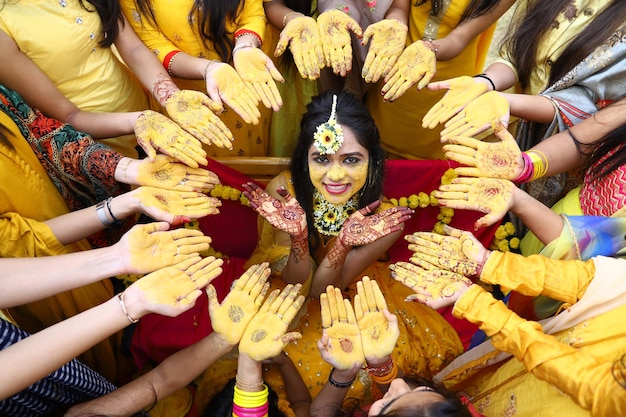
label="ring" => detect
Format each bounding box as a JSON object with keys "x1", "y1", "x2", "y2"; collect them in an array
[
  {"x1": 276, "y1": 313, "x2": 283, "y2": 319},
  {"x1": 179, "y1": 178, "x2": 187, "y2": 186},
  {"x1": 176, "y1": 247, "x2": 180, "y2": 256},
  {"x1": 464, "y1": 194, "x2": 468, "y2": 201}
]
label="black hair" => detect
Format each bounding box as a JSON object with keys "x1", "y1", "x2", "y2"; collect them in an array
[
  {"x1": 369, "y1": 376, "x2": 473, "y2": 417},
  {"x1": 502, "y1": 0, "x2": 626, "y2": 91},
  {"x1": 133, "y1": 0, "x2": 243, "y2": 61},
  {"x1": 204, "y1": 378, "x2": 287, "y2": 417},
  {"x1": 582, "y1": 118, "x2": 626, "y2": 184},
  {"x1": 290, "y1": 90, "x2": 385, "y2": 252},
  {"x1": 411, "y1": 0, "x2": 500, "y2": 21}
]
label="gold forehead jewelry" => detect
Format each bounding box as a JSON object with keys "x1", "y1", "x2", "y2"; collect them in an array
[{"x1": 313, "y1": 94, "x2": 344, "y2": 155}]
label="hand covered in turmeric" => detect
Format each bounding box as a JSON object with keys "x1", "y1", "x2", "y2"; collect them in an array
[
  {"x1": 422, "y1": 76, "x2": 490, "y2": 129},
  {"x1": 443, "y1": 121, "x2": 524, "y2": 180},
  {"x1": 440, "y1": 91, "x2": 510, "y2": 142},
  {"x1": 354, "y1": 277, "x2": 399, "y2": 362},
  {"x1": 389, "y1": 261, "x2": 471, "y2": 309},
  {"x1": 317, "y1": 10, "x2": 363, "y2": 76},
  {"x1": 133, "y1": 155, "x2": 220, "y2": 193},
  {"x1": 134, "y1": 110, "x2": 208, "y2": 168},
  {"x1": 275, "y1": 15, "x2": 325, "y2": 80},
  {"x1": 207, "y1": 263, "x2": 271, "y2": 345},
  {"x1": 204, "y1": 61, "x2": 261, "y2": 125},
  {"x1": 233, "y1": 47, "x2": 284, "y2": 111},
  {"x1": 434, "y1": 177, "x2": 515, "y2": 229},
  {"x1": 118, "y1": 222, "x2": 213, "y2": 274},
  {"x1": 239, "y1": 283, "x2": 305, "y2": 361},
  {"x1": 361, "y1": 19, "x2": 408, "y2": 84},
  {"x1": 164, "y1": 90, "x2": 234, "y2": 150},
  {"x1": 381, "y1": 40, "x2": 436, "y2": 102},
  {"x1": 131, "y1": 186, "x2": 221, "y2": 224},
  {"x1": 318, "y1": 285, "x2": 365, "y2": 370}
]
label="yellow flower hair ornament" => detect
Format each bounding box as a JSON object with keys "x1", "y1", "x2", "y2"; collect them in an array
[{"x1": 314, "y1": 94, "x2": 344, "y2": 155}]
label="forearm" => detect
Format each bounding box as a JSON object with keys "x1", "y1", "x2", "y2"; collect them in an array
[
  {"x1": 0, "y1": 297, "x2": 128, "y2": 399},
  {"x1": 510, "y1": 187, "x2": 564, "y2": 245},
  {"x1": 44, "y1": 192, "x2": 140, "y2": 244},
  {"x1": 66, "y1": 110, "x2": 140, "y2": 139},
  {"x1": 310, "y1": 367, "x2": 359, "y2": 417},
  {"x1": 384, "y1": 0, "x2": 409, "y2": 25},
  {"x1": 281, "y1": 235, "x2": 315, "y2": 286},
  {"x1": 278, "y1": 354, "x2": 312, "y2": 411},
  {"x1": 0, "y1": 245, "x2": 123, "y2": 308},
  {"x1": 480, "y1": 252, "x2": 595, "y2": 304},
  {"x1": 482, "y1": 62, "x2": 518, "y2": 92},
  {"x1": 502, "y1": 92, "x2": 555, "y2": 124},
  {"x1": 454, "y1": 286, "x2": 625, "y2": 417}
]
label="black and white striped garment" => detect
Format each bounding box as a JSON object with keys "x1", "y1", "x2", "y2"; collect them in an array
[{"x1": 0, "y1": 319, "x2": 116, "y2": 417}]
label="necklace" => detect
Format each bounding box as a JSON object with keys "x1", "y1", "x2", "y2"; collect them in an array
[{"x1": 312, "y1": 190, "x2": 360, "y2": 237}]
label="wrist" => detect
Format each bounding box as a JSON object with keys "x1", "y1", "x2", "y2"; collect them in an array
[
  {"x1": 282, "y1": 11, "x2": 304, "y2": 28},
  {"x1": 114, "y1": 157, "x2": 133, "y2": 184},
  {"x1": 328, "y1": 367, "x2": 358, "y2": 388},
  {"x1": 117, "y1": 288, "x2": 143, "y2": 323}
]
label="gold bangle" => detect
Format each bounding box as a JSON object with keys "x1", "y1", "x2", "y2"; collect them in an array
[
  {"x1": 235, "y1": 375, "x2": 264, "y2": 391},
  {"x1": 202, "y1": 60, "x2": 220, "y2": 81}
]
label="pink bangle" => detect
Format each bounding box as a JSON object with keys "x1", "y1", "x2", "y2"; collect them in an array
[
  {"x1": 232, "y1": 402, "x2": 268, "y2": 417},
  {"x1": 513, "y1": 152, "x2": 534, "y2": 183}
]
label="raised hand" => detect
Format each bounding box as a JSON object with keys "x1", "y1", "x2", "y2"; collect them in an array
[
  {"x1": 440, "y1": 91, "x2": 510, "y2": 142},
  {"x1": 243, "y1": 182, "x2": 308, "y2": 239},
  {"x1": 131, "y1": 186, "x2": 221, "y2": 223},
  {"x1": 422, "y1": 76, "x2": 490, "y2": 129},
  {"x1": 404, "y1": 230, "x2": 483, "y2": 277},
  {"x1": 134, "y1": 110, "x2": 208, "y2": 168},
  {"x1": 233, "y1": 47, "x2": 284, "y2": 112},
  {"x1": 353, "y1": 277, "x2": 399, "y2": 362},
  {"x1": 434, "y1": 177, "x2": 515, "y2": 229},
  {"x1": 317, "y1": 10, "x2": 363, "y2": 77},
  {"x1": 204, "y1": 61, "x2": 261, "y2": 124},
  {"x1": 134, "y1": 154, "x2": 220, "y2": 193},
  {"x1": 318, "y1": 285, "x2": 365, "y2": 370},
  {"x1": 361, "y1": 19, "x2": 408, "y2": 84},
  {"x1": 164, "y1": 90, "x2": 234, "y2": 150},
  {"x1": 389, "y1": 261, "x2": 471, "y2": 309},
  {"x1": 381, "y1": 40, "x2": 436, "y2": 102},
  {"x1": 338, "y1": 201, "x2": 412, "y2": 247},
  {"x1": 207, "y1": 263, "x2": 271, "y2": 345},
  {"x1": 119, "y1": 222, "x2": 213, "y2": 274},
  {"x1": 275, "y1": 15, "x2": 325, "y2": 80},
  {"x1": 127, "y1": 256, "x2": 224, "y2": 317},
  {"x1": 443, "y1": 121, "x2": 524, "y2": 180},
  {"x1": 239, "y1": 283, "x2": 305, "y2": 361}
]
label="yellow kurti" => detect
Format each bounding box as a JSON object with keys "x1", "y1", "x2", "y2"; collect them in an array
[
  {"x1": 120, "y1": 0, "x2": 273, "y2": 157},
  {"x1": 0, "y1": 0, "x2": 149, "y2": 157},
  {"x1": 195, "y1": 171, "x2": 463, "y2": 415},
  {"x1": 0, "y1": 112, "x2": 123, "y2": 383},
  {"x1": 444, "y1": 252, "x2": 626, "y2": 417},
  {"x1": 366, "y1": 0, "x2": 496, "y2": 160}
]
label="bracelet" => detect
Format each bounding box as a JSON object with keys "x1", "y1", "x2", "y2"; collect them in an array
[
  {"x1": 232, "y1": 402, "x2": 269, "y2": 417},
  {"x1": 369, "y1": 361, "x2": 398, "y2": 385},
  {"x1": 473, "y1": 73, "x2": 496, "y2": 91},
  {"x1": 104, "y1": 197, "x2": 124, "y2": 228},
  {"x1": 513, "y1": 151, "x2": 534, "y2": 183},
  {"x1": 233, "y1": 385, "x2": 269, "y2": 408},
  {"x1": 236, "y1": 375, "x2": 264, "y2": 391},
  {"x1": 282, "y1": 11, "x2": 304, "y2": 28},
  {"x1": 366, "y1": 357, "x2": 394, "y2": 377},
  {"x1": 232, "y1": 42, "x2": 255, "y2": 55},
  {"x1": 118, "y1": 293, "x2": 139, "y2": 324},
  {"x1": 328, "y1": 368, "x2": 355, "y2": 389},
  {"x1": 234, "y1": 29, "x2": 262, "y2": 46},
  {"x1": 96, "y1": 200, "x2": 114, "y2": 227},
  {"x1": 422, "y1": 39, "x2": 439, "y2": 57},
  {"x1": 202, "y1": 60, "x2": 220, "y2": 81},
  {"x1": 163, "y1": 50, "x2": 182, "y2": 76},
  {"x1": 526, "y1": 150, "x2": 549, "y2": 182}
]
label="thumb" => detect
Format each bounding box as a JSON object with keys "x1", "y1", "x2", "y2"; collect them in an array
[
  {"x1": 206, "y1": 284, "x2": 220, "y2": 317},
  {"x1": 281, "y1": 332, "x2": 302, "y2": 346}
]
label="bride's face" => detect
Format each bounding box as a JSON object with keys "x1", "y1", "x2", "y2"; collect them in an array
[
  {"x1": 308, "y1": 125, "x2": 369, "y2": 205},
  {"x1": 368, "y1": 378, "x2": 444, "y2": 416}
]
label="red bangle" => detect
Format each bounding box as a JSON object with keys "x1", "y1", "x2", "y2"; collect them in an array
[
  {"x1": 234, "y1": 29, "x2": 262, "y2": 46},
  {"x1": 163, "y1": 50, "x2": 182, "y2": 75}
]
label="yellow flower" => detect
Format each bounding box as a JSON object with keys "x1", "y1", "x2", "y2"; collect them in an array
[
  {"x1": 494, "y1": 225, "x2": 508, "y2": 240},
  {"x1": 390, "y1": 198, "x2": 398, "y2": 206},
  {"x1": 440, "y1": 207, "x2": 454, "y2": 217},
  {"x1": 497, "y1": 239, "x2": 510, "y2": 252},
  {"x1": 323, "y1": 211, "x2": 337, "y2": 223},
  {"x1": 504, "y1": 221, "x2": 516, "y2": 235},
  {"x1": 399, "y1": 196, "x2": 408, "y2": 207},
  {"x1": 509, "y1": 237, "x2": 520, "y2": 249}
]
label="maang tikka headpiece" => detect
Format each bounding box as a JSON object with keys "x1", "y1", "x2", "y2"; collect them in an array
[{"x1": 313, "y1": 94, "x2": 344, "y2": 155}]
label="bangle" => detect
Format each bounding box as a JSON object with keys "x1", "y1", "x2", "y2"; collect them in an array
[
  {"x1": 369, "y1": 361, "x2": 398, "y2": 385},
  {"x1": 233, "y1": 385, "x2": 269, "y2": 408},
  {"x1": 422, "y1": 39, "x2": 439, "y2": 57},
  {"x1": 202, "y1": 60, "x2": 220, "y2": 81},
  {"x1": 473, "y1": 73, "x2": 496, "y2": 91},
  {"x1": 233, "y1": 42, "x2": 255, "y2": 55},
  {"x1": 163, "y1": 50, "x2": 182, "y2": 76},
  {"x1": 232, "y1": 402, "x2": 269, "y2": 417},
  {"x1": 513, "y1": 152, "x2": 534, "y2": 183},
  {"x1": 526, "y1": 150, "x2": 549, "y2": 182},
  {"x1": 366, "y1": 357, "x2": 394, "y2": 377},
  {"x1": 96, "y1": 200, "x2": 114, "y2": 227},
  {"x1": 234, "y1": 29, "x2": 262, "y2": 46},
  {"x1": 118, "y1": 293, "x2": 139, "y2": 324},
  {"x1": 282, "y1": 11, "x2": 304, "y2": 28},
  {"x1": 328, "y1": 368, "x2": 355, "y2": 389},
  {"x1": 104, "y1": 197, "x2": 124, "y2": 228},
  {"x1": 236, "y1": 375, "x2": 264, "y2": 391}
]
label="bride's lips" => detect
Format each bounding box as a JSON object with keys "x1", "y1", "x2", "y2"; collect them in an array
[{"x1": 324, "y1": 183, "x2": 351, "y2": 195}]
